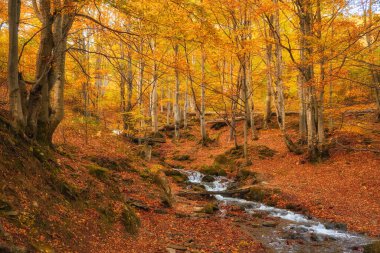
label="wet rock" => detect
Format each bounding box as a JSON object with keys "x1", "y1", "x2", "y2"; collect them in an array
[
  {"x1": 250, "y1": 223, "x2": 261, "y2": 228},
  {"x1": 284, "y1": 231, "x2": 310, "y2": 242},
  {"x1": 201, "y1": 175, "x2": 215, "y2": 183},
  {"x1": 262, "y1": 221, "x2": 278, "y2": 227},
  {"x1": 363, "y1": 241, "x2": 380, "y2": 252},
  {"x1": 191, "y1": 185, "x2": 206, "y2": 192},
  {"x1": 325, "y1": 222, "x2": 347, "y2": 231},
  {"x1": 243, "y1": 187, "x2": 268, "y2": 202},
  {"x1": 310, "y1": 233, "x2": 325, "y2": 242}
]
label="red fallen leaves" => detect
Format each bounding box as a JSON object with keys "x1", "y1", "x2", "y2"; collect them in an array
[{"x1": 160, "y1": 119, "x2": 380, "y2": 237}]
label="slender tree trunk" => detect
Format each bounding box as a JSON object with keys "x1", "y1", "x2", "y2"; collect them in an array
[
  {"x1": 94, "y1": 43, "x2": 102, "y2": 113},
  {"x1": 270, "y1": 0, "x2": 301, "y2": 154},
  {"x1": 298, "y1": 74, "x2": 307, "y2": 142},
  {"x1": 151, "y1": 40, "x2": 158, "y2": 133},
  {"x1": 166, "y1": 85, "x2": 171, "y2": 126},
  {"x1": 264, "y1": 20, "x2": 273, "y2": 129},
  {"x1": 119, "y1": 43, "x2": 128, "y2": 131},
  {"x1": 247, "y1": 55, "x2": 258, "y2": 140},
  {"x1": 229, "y1": 61, "x2": 237, "y2": 146},
  {"x1": 125, "y1": 48, "x2": 133, "y2": 130},
  {"x1": 363, "y1": 0, "x2": 380, "y2": 121},
  {"x1": 184, "y1": 78, "x2": 188, "y2": 129},
  {"x1": 316, "y1": 0, "x2": 326, "y2": 154},
  {"x1": 240, "y1": 61, "x2": 250, "y2": 165},
  {"x1": 200, "y1": 46, "x2": 208, "y2": 144},
  {"x1": 138, "y1": 57, "x2": 145, "y2": 128},
  {"x1": 8, "y1": 0, "x2": 25, "y2": 129},
  {"x1": 173, "y1": 44, "x2": 180, "y2": 138}
]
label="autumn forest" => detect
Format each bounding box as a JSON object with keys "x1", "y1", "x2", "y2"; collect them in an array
[{"x1": 0, "y1": 0, "x2": 379, "y2": 252}]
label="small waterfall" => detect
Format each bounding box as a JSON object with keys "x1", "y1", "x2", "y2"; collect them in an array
[{"x1": 176, "y1": 168, "x2": 374, "y2": 252}]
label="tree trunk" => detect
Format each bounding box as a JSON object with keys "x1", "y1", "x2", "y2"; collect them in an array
[
  {"x1": 299, "y1": 0, "x2": 322, "y2": 161},
  {"x1": 166, "y1": 85, "x2": 171, "y2": 126},
  {"x1": 183, "y1": 78, "x2": 188, "y2": 129},
  {"x1": 200, "y1": 46, "x2": 208, "y2": 144},
  {"x1": 264, "y1": 19, "x2": 273, "y2": 129},
  {"x1": 151, "y1": 40, "x2": 158, "y2": 133},
  {"x1": 271, "y1": 0, "x2": 301, "y2": 154},
  {"x1": 138, "y1": 57, "x2": 145, "y2": 128},
  {"x1": 173, "y1": 44, "x2": 181, "y2": 139},
  {"x1": 7, "y1": 0, "x2": 25, "y2": 129}
]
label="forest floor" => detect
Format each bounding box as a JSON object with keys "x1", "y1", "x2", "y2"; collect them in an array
[{"x1": 0, "y1": 104, "x2": 379, "y2": 252}]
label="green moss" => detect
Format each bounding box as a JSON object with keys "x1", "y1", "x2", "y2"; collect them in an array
[
  {"x1": 121, "y1": 204, "x2": 141, "y2": 235},
  {"x1": 163, "y1": 169, "x2": 187, "y2": 182},
  {"x1": 236, "y1": 169, "x2": 257, "y2": 181},
  {"x1": 97, "y1": 205, "x2": 116, "y2": 225},
  {"x1": 214, "y1": 154, "x2": 229, "y2": 164},
  {"x1": 151, "y1": 173, "x2": 174, "y2": 207},
  {"x1": 200, "y1": 164, "x2": 226, "y2": 176},
  {"x1": 245, "y1": 187, "x2": 267, "y2": 202},
  {"x1": 49, "y1": 176, "x2": 79, "y2": 201},
  {"x1": 173, "y1": 154, "x2": 190, "y2": 161},
  {"x1": 86, "y1": 164, "x2": 110, "y2": 180},
  {"x1": 256, "y1": 145, "x2": 277, "y2": 159},
  {"x1": 201, "y1": 202, "x2": 219, "y2": 214}
]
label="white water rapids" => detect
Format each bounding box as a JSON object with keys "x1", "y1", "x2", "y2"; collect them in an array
[{"x1": 176, "y1": 168, "x2": 374, "y2": 252}]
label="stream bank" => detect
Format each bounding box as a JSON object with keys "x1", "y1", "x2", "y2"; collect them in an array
[{"x1": 173, "y1": 168, "x2": 378, "y2": 253}]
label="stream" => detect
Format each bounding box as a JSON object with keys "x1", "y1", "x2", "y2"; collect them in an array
[{"x1": 176, "y1": 169, "x2": 379, "y2": 253}]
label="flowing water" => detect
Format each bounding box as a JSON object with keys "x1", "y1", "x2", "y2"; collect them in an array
[{"x1": 176, "y1": 169, "x2": 378, "y2": 253}]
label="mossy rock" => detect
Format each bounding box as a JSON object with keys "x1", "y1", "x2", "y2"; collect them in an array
[
  {"x1": 97, "y1": 204, "x2": 116, "y2": 226},
  {"x1": 244, "y1": 187, "x2": 268, "y2": 202},
  {"x1": 121, "y1": 204, "x2": 141, "y2": 235},
  {"x1": 151, "y1": 172, "x2": 174, "y2": 207},
  {"x1": 139, "y1": 168, "x2": 151, "y2": 180},
  {"x1": 201, "y1": 202, "x2": 219, "y2": 214},
  {"x1": 191, "y1": 184, "x2": 206, "y2": 192},
  {"x1": 227, "y1": 146, "x2": 244, "y2": 158},
  {"x1": 236, "y1": 169, "x2": 258, "y2": 181},
  {"x1": 163, "y1": 170, "x2": 187, "y2": 183},
  {"x1": 173, "y1": 154, "x2": 190, "y2": 161},
  {"x1": 87, "y1": 164, "x2": 110, "y2": 180},
  {"x1": 49, "y1": 176, "x2": 79, "y2": 201},
  {"x1": 149, "y1": 131, "x2": 165, "y2": 139},
  {"x1": 172, "y1": 175, "x2": 186, "y2": 183},
  {"x1": 163, "y1": 169, "x2": 183, "y2": 177},
  {"x1": 88, "y1": 156, "x2": 120, "y2": 170},
  {"x1": 214, "y1": 154, "x2": 229, "y2": 165},
  {"x1": 256, "y1": 145, "x2": 277, "y2": 159},
  {"x1": 181, "y1": 132, "x2": 196, "y2": 141},
  {"x1": 0, "y1": 197, "x2": 12, "y2": 213},
  {"x1": 201, "y1": 175, "x2": 215, "y2": 182},
  {"x1": 200, "y1": 165, "x2": 226, "y2": 177}
]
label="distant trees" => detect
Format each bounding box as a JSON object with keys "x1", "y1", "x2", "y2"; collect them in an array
[{"x1": 4, "y1": 0, "x2": 379, "y2": 160}]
